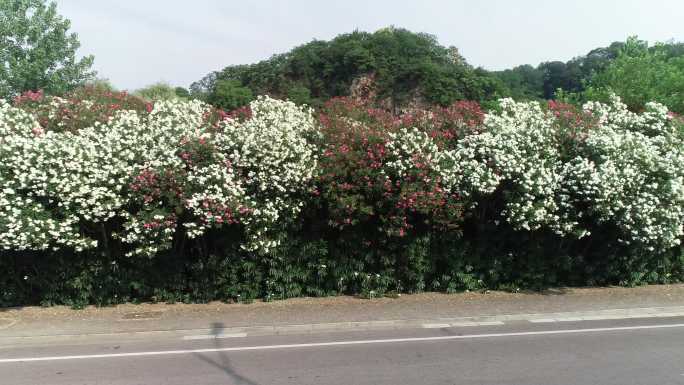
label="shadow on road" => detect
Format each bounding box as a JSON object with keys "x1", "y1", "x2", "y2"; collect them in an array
[{"x1": 194, "y1": 322, "x2": 260, "y2": 385}]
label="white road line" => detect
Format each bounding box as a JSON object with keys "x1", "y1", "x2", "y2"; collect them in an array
[
  {"x1": 422, "y1": 321, "x2": 505, "y2": 328},
  {"x1": 446, "y1": 321, "x2": 505, "y2": 327},
  {"x1": 1, "y1": 323, "x2": 684, "y2": 363},
  {"x1": 529, "y1": 311, "x2": 684, "y2": 323},
  {"x1": 182, "y1": 333, "x2": 247, "y2": 340},
  {"x1": 422, "y1": 323, "x2": 452, "y2": 329}
]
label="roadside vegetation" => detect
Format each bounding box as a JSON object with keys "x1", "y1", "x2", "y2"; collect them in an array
[{"x1": 1, "y1": 0, "x2": 683, "y2": 307}]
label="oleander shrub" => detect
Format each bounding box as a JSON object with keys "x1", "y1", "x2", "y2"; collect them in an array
[
  {"x1": 452, "y1": 97, "x2": 684, "y2": 288},
  {"x1": 13, "y1": 86, "x2": 150, "y2": 133},
  {"x1": 0, "y1": 92, "x2": 682, "y2": 307},
  {"x1": 306, "y1": 98, "x2": 487, "y2": 294},
  {"x1": 457, "y1": 96, "x2": 683, "y2": 251}
]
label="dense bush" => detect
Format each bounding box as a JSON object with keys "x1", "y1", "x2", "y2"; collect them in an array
[{"x1": 0, "y1": 91, "x2": 682, "y2": 307}]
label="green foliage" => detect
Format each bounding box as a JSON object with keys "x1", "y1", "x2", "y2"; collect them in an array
[
  {"x1": 585, "y1": 37, "x2": 684, "y2": 113},
  {"x1": 2, "y1": 225, "x2": 681, "y2": 308},
  {"x1": 192, "y1": 27, "x2": 503, "y2": 110},
  {"x1": 495, "y1": 37, "x2": 684, "y2": 106},
  {"x1": 207, "y1": 79, "x2": 254, "y2": 110},
  {"x1": 0, "y1": 0, "x2": 95, "y2": 99},
  {"x1": 494, "y1": 65, "x2": 544, "y2": 100},
  {"x1": 495, "y1": 40, "x2": 623, "y2": 101},
  {"x1": 193, "y1": 32, "x2": 684, "y2": 112},
  {"x1": 84, "y1": 78, "x2": 117, "y2": 92},
  {"x1": 3, "y1": 26, "x2": 684, "y2": 308},
  {"x1": 286, "y1": 83, "x2": 312, "y2": 106},
  {"x1": 134, "y1": 82, "x2": 184, "y2": 101},
  {"x1": 174, "y1": 86, "x2": 190, "y2": 99}
]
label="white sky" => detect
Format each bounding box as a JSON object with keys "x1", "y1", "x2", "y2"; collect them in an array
[{"x1": 54, "y1": 0, "x2": 684, "y2": 90}]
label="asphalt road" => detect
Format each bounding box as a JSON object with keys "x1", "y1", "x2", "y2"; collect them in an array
[{"x1": 1, "y1": 317, "x2": 683, "y2": 385}]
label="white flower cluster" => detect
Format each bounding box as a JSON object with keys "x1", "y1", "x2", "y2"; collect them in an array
[
  {"x1": 385, "y1": 127, "x2": 460, "y2": 188},
  {"x1": 576, "y1": 97, "x2": 684, "y2": 249},
  {"x1": 455, "y1": 96, "x2": 684, "y2": 249},
  {"x1": 0, "y1": 100, "x2": 139, "y2": 251},
  {"x1": 0, "y1": 96, "x2": 318, "y2": 256},
  {"x1": 455, "y1": 99, "x2": 571, "y2": 233},
  {"x1": 216, "y1": 96, "x2": 318, "y2": 251}
]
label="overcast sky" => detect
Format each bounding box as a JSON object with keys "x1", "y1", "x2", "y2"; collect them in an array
[{"x1": 54, "y1": 0, "x2": 684, "y2": 91}]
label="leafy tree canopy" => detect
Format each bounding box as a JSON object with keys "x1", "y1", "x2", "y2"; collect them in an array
[
  {"x1": 495, "y1": 37, "x2": 684, "y2": 107},
  {"x1": 0, "y1": 0, "x2": 95, "y2": 99},
  {"x1": 174, "y1": 86, "x2": 190, "y2": 99},
  {"x1": 585, "y1": 37, "x2": 684, "y2": 113},
  {"x1": 207, "y1": 79, "x2": 254, "y2": 110},
  {"x1": 134, "y1": 82, "x2": 185, "y2": 101}
]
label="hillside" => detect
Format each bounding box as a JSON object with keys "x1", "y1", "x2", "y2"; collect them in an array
[{"x1": 190, "y1": 27, "x2": 505, "y2": 112}]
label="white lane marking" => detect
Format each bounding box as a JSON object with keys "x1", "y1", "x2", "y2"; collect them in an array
[
  {"x1": 450, "y1": 321, "x2": 505, "y2": 327},
  {"x1": 422, "y1": 323, "x2": 452, "y2": 329},
  {"x1": 423, "y1": 321, "x2": 505, "y2": 328},
  {"x1": 529, "y1": 311, "x2": 684, "y2": 323},
  {"x1": 182, "y1": 333, "x2": 247, "y2": 340},
  {"x1": 1, "y1": 323, "x2": 684, "y2": 363}
]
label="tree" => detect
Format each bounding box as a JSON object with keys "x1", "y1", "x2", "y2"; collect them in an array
[
  {"x1": 85, "y1": 78, "x2": 116, "y2": 92},
  {"x1": 0, "y1": 0, "x2": 95, "y2": 99},
  {"x1": 286, "y1": 83, "x2": 312, "y2": 106},
  {"x1": 493, "y1": 40, "x2": 626, "y2": 102},
  {"x1": 539, "y1": 61, "x2": 570, "y2": 99},
  {"x1": 134, "y1": 82, "x2": 180, "y2": 101},
  {"x1": 174, "y1": 86, "x2": 189, "y2": 99},
  {"x1": 494, "y1": 64, "x2": 544, "y2": 100},
  {"x1": 585, "y1": 37, "x2": 684, "y2": 113},
  {"x1": 207, "y1": 79, "x2": 253, "y2": 110}
]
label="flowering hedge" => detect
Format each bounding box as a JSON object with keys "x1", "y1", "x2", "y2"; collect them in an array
[
  {"x1": 315, "y1": 98, "x2": 483, "y2": 238},
  {"x1": 0, "y1": 91, "x2": 682, "y2": 306},
  {"x1": 455, "y1": 96, "x2": 684, "y2": 251},
  {"x1": 1, "y1": 93, "x2": 317, "y2": 256}
]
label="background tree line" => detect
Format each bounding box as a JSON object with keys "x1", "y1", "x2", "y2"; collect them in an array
[
  {"x1": 494, "y1": 37, "x2": 684, "y2": 113},
  {"x1": 191, "y1": 33, "x2": 684, "y2": 114},
  {"x1": 3, "y1": 1, "x2": 684, "y2": 114}
]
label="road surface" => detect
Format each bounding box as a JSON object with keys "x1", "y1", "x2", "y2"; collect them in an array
[{"x1": 1, "y1": 316, "x2": 683, "y2": 385}]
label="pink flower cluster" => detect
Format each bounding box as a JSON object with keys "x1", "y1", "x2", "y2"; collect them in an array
[
  {"x1": 13, "y1": 90, "x2": 44, "y2": 104},
  {"x1": 316, "y1": 97, "x2": 469, "y2": 237}
]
